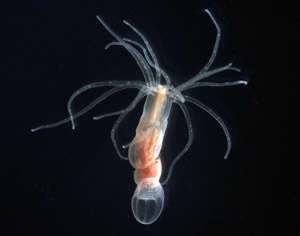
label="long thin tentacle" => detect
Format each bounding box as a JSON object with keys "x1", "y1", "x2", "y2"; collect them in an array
[
  {"x1": 161, "y1": 101, "x2": 193, "y2": 185},
  {"x1": 123, "y1": 38, "x2": 171, "y2": 86},
  {"x1": 175, "y1": 9, "x2": 242, "y2": 92},
  {"x1": 176, "y1": 63, "x2": 240, "y2": 91},
  {"x1": 121, "y1": 43, "x2": 155, "y2": 86},
  {"x1": 96, "y1": 15, "x2": 155, "y2": 87},
  {"x1": 31, "y1": 83, "x2": 144, "y2": 132},
  {"x1": 106, "y1": 39, "x2": 171, "y2": 86},
  {"x1": 123, "y1": 20, "x2": 161, "y2": 85},
  {"x1": 184, "y1": 96, "x2": 231, "y2": 159},
  {"x1": 93, "y1": 110, "x2": 124, "y2": 120},
  {"x1": 197, "y1": 9, "x2": 221, "y2": 75},
  {"x1": 92, "y1": 87, "x2": 147, "y2": 121},
  {"x1": 104, "y1": 41, "x2": 154, "y2": 86},
  {"x1": 67, "y1": 81, "x2": 145, "y2": 129},
  {"x1": 183, "y1": 80, "x2": 247, "y2": 90},
  {"x1": 111, "y1": 90, "x2": 146, "y2": 160},
  {"x1": 106, "y1": 41, "x2": 154, "y2": 87}
]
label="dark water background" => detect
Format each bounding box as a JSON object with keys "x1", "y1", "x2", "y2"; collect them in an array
[{"x1": 0, "y1": 0, "x2": 299, "y2": 235}]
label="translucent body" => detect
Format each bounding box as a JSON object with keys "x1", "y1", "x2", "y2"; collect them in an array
[
  {"x1": 129, "y1": 85, "x2": 171, "y2": 169},
  {"x1": 131, "y1": 178, "x2": 164, "y2": 225},
  {"x1": 31, "y1": 9, "x2": 248, "y2": 225}
]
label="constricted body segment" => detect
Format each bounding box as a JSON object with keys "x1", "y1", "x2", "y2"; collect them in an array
[{"x1": 134, "y1": 157, "x2": 162, "y2": 184}]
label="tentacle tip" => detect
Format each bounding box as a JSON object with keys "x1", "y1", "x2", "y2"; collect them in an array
[
  {"x1": 30, "y1": 128, "x2": 36, "y2": 133},
  {"x1": 122, "y1": 143, "x2": 130, "y2": 149},
  {"x1": 229, "y1": 65, "x2": 241, "y2": 72}
]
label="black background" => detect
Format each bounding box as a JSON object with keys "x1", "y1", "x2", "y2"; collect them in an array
[{"x1": 0, "y1": 0, "x2": 299, "y2": 235}]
